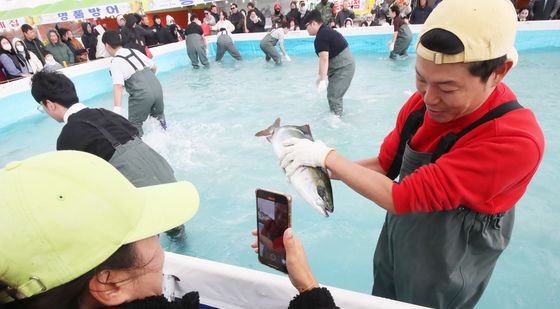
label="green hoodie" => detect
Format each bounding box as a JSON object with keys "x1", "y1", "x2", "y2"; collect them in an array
[{"x1": 44, "y1": 29, "x2": 74, "y2": 65}]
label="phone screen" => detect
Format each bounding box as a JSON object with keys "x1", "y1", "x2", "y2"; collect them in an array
[{"x1": 256, "y1": 189, "x2": 291, "y2": 274}]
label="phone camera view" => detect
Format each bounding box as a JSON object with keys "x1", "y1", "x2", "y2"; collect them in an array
[{"x1": 257, "y1": 196, "x2": 289, "y2": 273}]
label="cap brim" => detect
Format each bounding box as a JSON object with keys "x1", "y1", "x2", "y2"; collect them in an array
[
  {"x1": 507, "y1": 47, "x2": 518, "y2": 68},
  {"x1": 123, "y1": 181, "x2": 199, "y2": 244}
]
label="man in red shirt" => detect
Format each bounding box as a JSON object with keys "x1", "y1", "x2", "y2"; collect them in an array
[{"x1": 279, "y1": 0, "x2": 545, "y2": 307}]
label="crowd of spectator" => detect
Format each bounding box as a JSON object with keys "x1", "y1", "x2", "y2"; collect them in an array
[{"x1": 1, "y1": 0, "x2": 558, "y2": 83}]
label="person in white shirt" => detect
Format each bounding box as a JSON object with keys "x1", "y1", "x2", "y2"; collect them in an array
[
  {"x1": 213, "y1": 11, "x2": 242, "y2": 61},
  {"x1": 102, "y1": 30, "x2": 166, "y2": 136},
  {"x1": 259, "y1": 21, "x2": 291, "y2": 64}
]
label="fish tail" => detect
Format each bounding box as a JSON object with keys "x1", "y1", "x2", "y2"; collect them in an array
[{"x1": 255, "y1": 118, "x2": 281, "y2": 137}]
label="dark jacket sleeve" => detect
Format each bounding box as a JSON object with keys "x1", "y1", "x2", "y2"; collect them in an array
[{"x1": 288, "y1": 287, "x2": 339, "y2": 309}]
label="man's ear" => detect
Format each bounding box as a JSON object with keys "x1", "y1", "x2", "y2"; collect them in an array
[
  {"x1": 488, "y1": 59, "x2": 514, "y2": 88},
  {"x1": 88, "y1": 270, "x2": 130, "y2": 306},
  {"x1": 43, "y1": 99, "x2": 57, "y2": 111}
]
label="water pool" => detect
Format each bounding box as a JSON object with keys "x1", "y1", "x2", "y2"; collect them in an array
[{"x1": 1, "y1": 45, "x2": 559, "y2": 307}]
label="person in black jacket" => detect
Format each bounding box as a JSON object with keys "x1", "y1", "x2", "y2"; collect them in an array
[
  {"x1": 286, "y1": 1, "x2": 302, "y2": 27},
  {"x1": 81, "y1": 22, "x2": 96, "y2": 60},
  {"x1": 229, "y1": 3, "x2": 246, "y2": 33},
  {"x1": 21, "y1": 24, "x2": 46, "y2": 64},
  {"x1": 247, "y1": 2, "x2": 266, "y2": 22},
  {"x1": 409, "y1": 0, "x2": 433, "y2": 24},
  {"x1": 247, "y1": 9, "x2": 266, "y2": 32},
  {"x1": 529, "y1": 0, "x2": 560, "y2": 20},
  {"x1": 152, "y1": 15, "x2": 175, "y2": 44},
  {"x1": 140, "y1": 15, "x2": 159, "y2": 46},
  {"x1": 121, "y1": 14, "x2": 147, "y2": 54}
]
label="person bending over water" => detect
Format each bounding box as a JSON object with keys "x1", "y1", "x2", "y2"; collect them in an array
[
  {"x1": 303, "y1": 10, "x2": 355, "y2": 116},
  {"x1": 259, "y1": 21, "x2": 291, "y2": 65}
]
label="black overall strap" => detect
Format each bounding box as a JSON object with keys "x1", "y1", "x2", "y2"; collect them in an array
[
  {"x1": 431, "y1": 100, "x2": 523, "y2": 162},
  {"x1": 114, "y1": 49, "x2": 146, "y2": 71},
  {"x1": 386, "y1": 106, "x2": 426, "y2": 180},
  {"x1": 77, "y1": 112, "x2": 139, "y2": 148}
]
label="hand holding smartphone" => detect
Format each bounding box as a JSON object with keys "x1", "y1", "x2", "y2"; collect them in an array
[{"x1": 256, "y1": 188, "x2": 292, "y2": 274}]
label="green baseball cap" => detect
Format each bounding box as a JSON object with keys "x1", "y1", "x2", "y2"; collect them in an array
[{"x1": 0, "y1": 151, "x2": 199, "y2": 303}]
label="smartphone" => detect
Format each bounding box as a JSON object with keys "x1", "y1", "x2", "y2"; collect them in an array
[{"x1": 256, "y1": 188, "x2": 292, "y2": 274}]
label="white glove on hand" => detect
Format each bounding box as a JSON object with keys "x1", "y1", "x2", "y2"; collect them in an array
[
  {"x1": 316, "y1": 79, "x2": 328, "y2": 93},
  {"x1": 113, "y1": 105, "x2": 122, "y2": 115},
  {"x1": 280, "y1": 138, "x2": 334, "y2": 177},
  {"x1": 285, "y1": 55, "x2": 291, "y2": 62}
]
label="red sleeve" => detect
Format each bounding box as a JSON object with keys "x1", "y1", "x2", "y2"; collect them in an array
[
  {"x1": 392, "y1": 109, "x2": 544, "y2": 214},
  {"x1": 378, "y1": 92, "x2": 425, "y2": 174}
]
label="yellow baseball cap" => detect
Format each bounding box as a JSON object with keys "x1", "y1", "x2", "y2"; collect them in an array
[
  {"x1": 0, "y1": 151, "x2": 199, "y2": 303},
  {"x1": 416, "y1": 0, "x2": 518, "y2": 66}
]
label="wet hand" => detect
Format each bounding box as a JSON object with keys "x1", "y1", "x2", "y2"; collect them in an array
[
  {"x1": 285, "y1": 55, "x2": 291, "y2": 62},
  {"x1": 316, "y1": 79, "x2": 328, "y2": 93},
  {"x1": 280, "y1": 138, "x2": 334, "y2": 177},
  {"x1": 113, "y1": 105, "x2": 122, "y2": 115},
  {"x1": 283, "y1": 228, "x2": 319, "y2": 293}
]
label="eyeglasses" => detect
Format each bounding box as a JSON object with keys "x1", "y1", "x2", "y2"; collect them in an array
[
  {"x1": 36, "y1": 103, "x2": 45, "y2": 113},
  {"x1": 231, "y1": 6, "x2": 236, "y2": 9}
]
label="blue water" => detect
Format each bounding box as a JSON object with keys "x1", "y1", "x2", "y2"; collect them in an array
[{"x1": 0, "y1": 47, "x2": 559, "y2": 308}]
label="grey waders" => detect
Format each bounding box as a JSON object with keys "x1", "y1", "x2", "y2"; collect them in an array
[
  {"x1": 186, "y1": 33, "x2": 209, "y2": 68},
  {"x1": 327, "y1": 47, "x2": 355, "y2": 116},
  {"x1": 115, "y1": 49, "x2": 166, "y2": 136},
  {"x1": 390, "y1": 23, "x2": 412, "y2": 59},
  {"x1": 373, "y1": 101, "x2": 524, "y2": 308},
  {"x1": 216, "y1": 31, "x2": 242, "y2": 61},
  {"x1": 80, "y1": 117, "x2": 183, "y2": 236},
  {"x1": 260, "y1": 33, "x2": 281, "y2": 64}
]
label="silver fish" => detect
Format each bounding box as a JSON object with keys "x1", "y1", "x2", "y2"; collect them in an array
[{"x1": 255, "y1": 118, "x2": 334, "y2": 217}]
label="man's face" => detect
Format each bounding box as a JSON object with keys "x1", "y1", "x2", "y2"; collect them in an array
[
  {"x1": 231, "y1": 5, "x2": 238, "y2": 13},
  {"x1": 49, "y1": 32, "x2": 58, "y2": 44},
  {"x1": 415, "y1": 56, "x2": 497, "y2": 123},
  {"x1": 24, "y1": 29, "x2": 36, "y2": 40},
  {"x1": 211, "y1": 6, "x2": 218, "y2": 13},
  {"x1": 420, "y1": 0, "x2": 427, "y2": 7},
  {"x1": 343, "y1": 1, "x2": 349, "y2": 9},
  {"x1": 306, "y1": 21, "x2": 320, "y2": 35},
  {"x1": 118, "y1": 18, "x2": 126, "y2": 27},
  {"x1": 155, "y1": 17, "x2": 161, "y2": 25},
  {"x1": 142, "y1": 17, "x2": 149, "y2": 26}
]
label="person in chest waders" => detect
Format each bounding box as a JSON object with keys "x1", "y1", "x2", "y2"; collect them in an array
[
  {"x1": 279, "y1": 0, "x2": 545, "y2": 308},
  {"x1": 185, "y1": 15, "x2": 210, "y2": 69},
  {"x1": 302, "y1": 9, "x2": 355, "y2": 116},
  {"x1": 216, "y1": 26, "x2": 242, "y2": 62},
  {"x1": 102, "y1": 30, "x2": 166, "y2": 136},
  {"x1": 259, "y1": 21, "x2": 291, "y2": 65},
  {"x1": 30, "y1": 71, "x2": 184, "y2": 237}
]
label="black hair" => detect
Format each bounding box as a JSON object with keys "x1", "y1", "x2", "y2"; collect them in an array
[
  {"x1": 21, "y1": 24, "x2": 33, "y2": 33},
  {"x1": 30, "y1": 71, "x2": 79, "y2": 107},
  {"x1": 221, "y1": 11, "x2": 228, "y2": 19},
  {"x1": 247, "y1": 2, "x2": 255, "y2": 8},
  {"x1": 43, "y1": 51, "x2": 53, "y2": 57},
  {"x1": 302, "y1": 9, "x2": 323, "y2": 24},
  {"x1": 231, "y1": 3, "x2": 238, "y2": 8},
  {"x1": 390, "y1": 5, "x2": 400, "y2": 16},
  {"x1": 101, "y1": 30, "x2": 123, "y2": 49},
  {"x1": 190, "y1": 14, "x2": 198, "y2": 22},
  {"x1": 4, "y1": 244, "x2": 137, "y2": 309},
  {"x1": 420, "y1": 28, "x2": 508, "y2": 83},
  {"x1": 281, "y1": 20, "x2": 290, "y2": 28}
]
